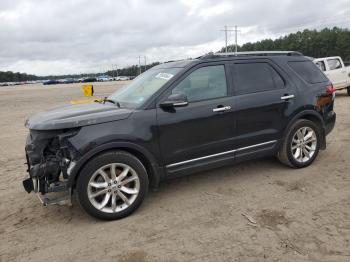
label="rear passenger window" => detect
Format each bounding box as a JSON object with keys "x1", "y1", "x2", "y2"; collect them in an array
[
  {"x1": 234, "y1": 63, "x2": 284, "y2": 95},
  {"x1": 288, "y1": 61, "x2": 327, "y2": 84}
]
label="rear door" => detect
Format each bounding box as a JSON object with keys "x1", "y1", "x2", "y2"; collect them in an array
[
  {"x1": 230, "y1": 59, "x2": 294, "y2": 153},
  {"x1": 325, "y1": 58, "x2": 347, "y2": 88}
]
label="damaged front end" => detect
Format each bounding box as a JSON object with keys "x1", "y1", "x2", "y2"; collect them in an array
[
  {"x1": 23, "y1": 128, "x2": 80, "y2": 206},
  {"x1": 22, "y1": 100, "x2": 133, "y2": 208}
]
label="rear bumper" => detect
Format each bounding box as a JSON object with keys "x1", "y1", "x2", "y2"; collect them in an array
[{"x1": 325, "y1": 111, "x2": 336, "y2": 136}]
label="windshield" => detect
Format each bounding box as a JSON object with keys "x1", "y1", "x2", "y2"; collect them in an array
[{"x1": 109, "y1": 67, "x2": 182, "y2": 108}]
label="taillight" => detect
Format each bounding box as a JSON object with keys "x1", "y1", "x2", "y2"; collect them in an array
[{"x1": 326, "y1": 84, "x2": 335, "y2": 94}]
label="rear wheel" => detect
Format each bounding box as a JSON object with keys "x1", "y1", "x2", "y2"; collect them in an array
[
  {"x1": 278, "y1": 119, "x2": 321, "y2": 168},
  {"x1": 77, "y1": 151, "x2": 149, "y2": 220},
  {"x1": 347, "y1": 86, "x2": 350, "y2": 96}
]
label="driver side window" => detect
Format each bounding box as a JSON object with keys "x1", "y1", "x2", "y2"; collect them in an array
[{"x1": 172, "y1": 65, "x2": 227, "y2": 102}]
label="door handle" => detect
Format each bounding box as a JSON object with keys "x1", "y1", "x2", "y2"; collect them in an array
[
  {"x1": 281, "y1": 94, "x2": 295, "y2": 100},
  {"x1": 213, "y1": 106, "x2": 231, "y2": 112}
]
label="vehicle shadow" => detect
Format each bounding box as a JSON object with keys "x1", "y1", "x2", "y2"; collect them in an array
[
  {"x1": 152, "y1": 156, "x2": 289, "y2": 193},
  {"x1": 44, "y1": 156, "x2": 290, "y2": 223}
]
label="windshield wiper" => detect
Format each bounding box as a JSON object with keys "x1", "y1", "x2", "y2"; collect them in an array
[{"x1": 102, "y1": 97, "x2": 120, "y2": 108}]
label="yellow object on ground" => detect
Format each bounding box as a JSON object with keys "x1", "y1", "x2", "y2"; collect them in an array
[
  {"x1": 70, "y1": 98, "x2": 103, "y2": 104},
  {"x1": 82, "y1": 84, "x2": 94, "y2": 97},
  {"x1": 70, "y1": 84, "x2": 101, "y2": 104}
]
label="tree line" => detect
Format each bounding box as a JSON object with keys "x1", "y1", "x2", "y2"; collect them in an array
[
  {"x1": 1, "y1": 27, "x2": 349, "y2": 83},
  {"x1": 0, "y1": 71, "x2": 38, "y2": 83},
  {"x1": 223, "y1": 27, "x2": 350, "y2": 61},
  {"x1": 105, "y1": 62, "x2": 160, "y2": 77}
]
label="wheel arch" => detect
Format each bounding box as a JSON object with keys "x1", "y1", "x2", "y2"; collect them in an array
[
  {"x1": 68, "y1": 142, "x2": 162, "y2": 189},
  {"x1": 283, "y1": 109, "x2": 326, "y2": 149}
]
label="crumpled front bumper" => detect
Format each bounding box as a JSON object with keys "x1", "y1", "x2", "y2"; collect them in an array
[
  {"x1": 23, "y1": 129, "x2": 78, "y2": 197},
  {"x1": 23, "y1": 129, "x2": 79, "y2": 206},
  {"x1": 23, "y1": 177, "x2": 35, "y2": 193}
]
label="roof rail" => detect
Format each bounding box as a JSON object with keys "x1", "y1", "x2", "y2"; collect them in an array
[{"x1": 200, "y1": 51, "x2": 303, "y2": 59}]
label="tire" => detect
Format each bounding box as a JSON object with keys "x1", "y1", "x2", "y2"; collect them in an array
[
  {"x1": 278, "y1": 119, "x2": 321, "y2": 168},
  {"x1": 77, "y1": 150, "x2": 149, "y2": 220},
  {"x1": 347, "y1": 86, "x2": 350, "y2": 96}
]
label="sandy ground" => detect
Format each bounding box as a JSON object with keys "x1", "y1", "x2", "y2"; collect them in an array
[{"x1": 0, "y1": 82, "x2": 349, "y2": 262}]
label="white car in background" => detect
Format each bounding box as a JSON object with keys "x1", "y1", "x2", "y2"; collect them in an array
[
  {"x1": 97, "y1": 75, "x2": 113, "y2": 82},
  {"x1": 314, "y1": 56, "x2": 350, "y2": 95},
  {"x1": 115, "y1": 76, "x2": 130, "y2": 81}
]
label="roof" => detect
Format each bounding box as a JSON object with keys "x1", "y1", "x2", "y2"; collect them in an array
[
  {"x1": 152, "y1": 51, "x2": 305, "y2": 70},
  {"x1": 153, "y1": 59, "x2": 195, "y2": 69},
  {"x1": 200, "y1": 51, "x2": 303, "y2": 59}
]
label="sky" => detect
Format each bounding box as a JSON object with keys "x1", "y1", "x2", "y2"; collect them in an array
[{"x1": 1, "y1": 0, "x2": 350, "y2": 76}]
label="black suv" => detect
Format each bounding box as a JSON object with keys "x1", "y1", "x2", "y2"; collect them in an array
[{"x1": 23, "y1": 51, "x2": 336, "y2": 220}]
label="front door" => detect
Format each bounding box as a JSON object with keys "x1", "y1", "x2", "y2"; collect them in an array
[
  {"x1": 156, "y1": 63, "x2": 236, "y2": 173},
  {"x1": 325, "y1": 58, "x2": 347, "y2": 89}
]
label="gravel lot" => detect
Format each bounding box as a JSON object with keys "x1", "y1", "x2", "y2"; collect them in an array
[{"x1": 0, "y1": 82, "x2": 349, "y2": 262}]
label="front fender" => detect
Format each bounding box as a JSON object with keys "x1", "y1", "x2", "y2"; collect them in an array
[{"x1": 67, "y1": 141, "x2": 162, "y2": 188}]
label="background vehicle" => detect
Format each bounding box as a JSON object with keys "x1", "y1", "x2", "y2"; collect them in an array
[
  {"x1": 62, "y1": 78, "x2": 75, "y2": 84},
  {"x1": 23, "y1": 51, "x2": 336, "y2": 220},
  {"x1": 43, "y1": 79, "x2": 59, "y2": 85},
  {"x1": 82, "y1": 77, "x2": 97, "y2": 83},
  {"x1": 314, "y1": 56, "x2": 350, "y2": 95},
  {"x1": 115, "y1": 76, "x2": 130, "y2": 81},
  {"x1": 97, "y1": 75, "x2": 113, "y2": 82}
]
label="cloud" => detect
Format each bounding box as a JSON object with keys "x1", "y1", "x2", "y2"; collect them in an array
[{"x1": 0, "y1": 0, "x2": 349, "y2": 75}]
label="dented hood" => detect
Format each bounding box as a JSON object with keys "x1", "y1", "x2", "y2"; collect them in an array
[{"x1": 25, "y1": 102, "x2": 133, "y2": 130}]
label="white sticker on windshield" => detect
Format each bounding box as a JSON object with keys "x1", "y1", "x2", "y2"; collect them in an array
[{"x1": 155, "y1": 72, "x2": 174, "y2": 80}]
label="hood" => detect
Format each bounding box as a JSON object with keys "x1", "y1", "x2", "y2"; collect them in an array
[{"x1": 25, "y1": 102, "x2": 133, "y2": 130}]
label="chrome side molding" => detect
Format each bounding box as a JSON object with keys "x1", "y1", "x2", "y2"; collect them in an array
[{"x1": 166, "y1": 140, "x2": 276, "y2": 168}]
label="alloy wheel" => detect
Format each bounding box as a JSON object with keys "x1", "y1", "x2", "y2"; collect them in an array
[
  {"x1": 87, "y1": 163, "x2": 140, "y2": 213},
  {"x1": 291, "y1": 126, "x2": 317, "y2": 163}
]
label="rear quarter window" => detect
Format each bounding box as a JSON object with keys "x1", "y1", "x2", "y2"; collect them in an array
[{"x1": 288, "y1": 61, "x2": 327, "y2": 84}]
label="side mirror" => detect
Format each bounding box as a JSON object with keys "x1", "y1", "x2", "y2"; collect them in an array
[{"x1": 160, "y1": 93, "x2": 188, "y2": 108}]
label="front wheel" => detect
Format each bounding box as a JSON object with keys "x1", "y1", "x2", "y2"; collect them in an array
[
  {"x1": 77, "y1": 151, "x2": 149, "y2": 220},
  {"x1": 278, "y1": 119, "x2": 321, "y2": 168},
  {"x1": 347, "y1": 86, "x2": 350, "y2": 96}
]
